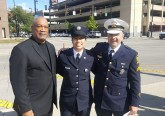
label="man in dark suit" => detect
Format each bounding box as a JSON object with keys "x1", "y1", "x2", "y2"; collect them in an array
[
  {"x1": 10, "y1": 17, "x2": 57, "y2": 116},
  {"x1": 57, "y1": 26, "x2": 94, "y2": 116},
  {"x1": 91, "y1": 18, "x2": 141, "y2": 116}
]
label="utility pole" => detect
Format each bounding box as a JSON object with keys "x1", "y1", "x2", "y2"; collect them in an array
[
  {"x1": 49, "y1": 0, "x2": 52, "y2": 35},
  {"x1": 110, "y1": 0, "x2": 112, "y2": 18},
  {"x1": 13, "y1": 0, "x2": 19, "y2": 37},
  {"x1": 34, "y1": 0, "x2": 38, "y2": 16}
]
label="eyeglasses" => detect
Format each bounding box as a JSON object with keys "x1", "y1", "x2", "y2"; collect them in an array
[{"x1": 34, "y1": 25, "x2": 49, "y2": 30}]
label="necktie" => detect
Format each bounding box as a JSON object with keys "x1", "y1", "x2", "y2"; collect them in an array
[
  {"x1": 76, "y1": 53, "x2": 80, "y2": 64},
  {"x1": 109, "y1": 50, "x2": 114, "y2": 61}
]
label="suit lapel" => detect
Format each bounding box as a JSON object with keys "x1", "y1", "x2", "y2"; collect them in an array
[
  {"x1": 46, "y1": 41, "x2": 55, "y2": 72},
  {"x1": 102, "y1": 44, "x2": 109, "y2": 62},
  {"x1": 67, "y1": 48, "x2": 78, "y2": 68},
  {"x1": 31, "y1": 39, "x2": 51, "y2": 70},
  {"x1": 79, "y1": 49, "x2": 87, "y2": 66},
  {"x1": 112, "y1": 44, "x2": 125, "y2": 60}
]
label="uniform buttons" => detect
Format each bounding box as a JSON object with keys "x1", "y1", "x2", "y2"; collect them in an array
[
  {"x1": 108, "y1": 69, "x2": 110, "y2": 72},
  {"x1": 109, "y1": 62, "x2": 112, "y2": 64},
  {"x1": 77, "y1": 69, "x2": 79, "y2": 71},
  {"x1": 76, "y1": 82, "x2": 79, "y2": 84},
  {"x1": 106, "y1": 78, "x2": 108, "y2": 80},
  {"x1": 76, "y1": 88, "x2": 79, "y2": 90},
  {"x1": 104, "y1": 85, "x2": 107, "y2": 88},
  {"x1": 76, "y1": 75, "x2": 79, "y2": 77},
  {"x1": 118, "y1": 93, "x2": 120, "y2": 95}
]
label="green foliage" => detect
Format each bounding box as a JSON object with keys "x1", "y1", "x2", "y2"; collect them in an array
[
  {"x1": 86, "y1": 16, "x2": 98, "y2": 31},
  {"x1": 8, "y1": 6, "x2": 34, "y2": 33},
  {"x1": 65, "y1": 21, "x2": 74, "y2": 32}
]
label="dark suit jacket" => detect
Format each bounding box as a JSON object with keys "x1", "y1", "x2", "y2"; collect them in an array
[
  {"x1": 91, "y1": 42, "x2": 141, "y2": 111},
  {"x1": 57, "y1": 48, "x2": 94, "y2": 112},
  {"x1": 10, "y1": 37, "x2": 57, "y2": 116}
]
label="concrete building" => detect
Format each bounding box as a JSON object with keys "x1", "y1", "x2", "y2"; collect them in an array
[
  {"x1": 48, "y1": 0, "x2": 165, "y2": 37},
  {"x1": 0, "y1": 0, "x2": 9, "y2": 39}
]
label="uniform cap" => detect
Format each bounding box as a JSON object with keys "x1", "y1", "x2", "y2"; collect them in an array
[
  {"x1": 104, "y1": 18, "x2": 129, "y2": 34},
  {"x1": 71, "y1": 26, "x2": 88, "y2": 38}
]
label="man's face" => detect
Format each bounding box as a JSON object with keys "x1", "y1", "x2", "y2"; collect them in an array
[
  {"x1": 72, "y1": 36, "x2": 86, "y2": 52},
  {"x1": 107, "y1": 32, "x2": 124, "y2": 49},
  {"x1": 32, "y1": 18, "x2": 49, "y2": 43}
]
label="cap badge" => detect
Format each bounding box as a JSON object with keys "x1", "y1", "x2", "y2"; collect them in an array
[
  {"x1": 77, "y1": 26, "x2": 81, "y2": 30},
  {"x1": 111, "y1": 21, "x2": 117, "y2": 27}
]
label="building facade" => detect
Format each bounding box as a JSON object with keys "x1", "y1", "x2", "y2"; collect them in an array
[
  {"x1": 0, "y1": 0, "x2": 9, "y2": 39},
  {"x1": 49, "y1": 0, "x2": 165, "y2": 37}
]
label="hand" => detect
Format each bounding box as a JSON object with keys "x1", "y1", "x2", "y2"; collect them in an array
[
  {"x1": 57, "y1": 43, "x2": 68, "y2": 56},
  {"x1": 22, "y1": 110, "x2": 34, "y2": 116},
  {"x1": 129, "y1": 106, "x2": 138, "y2": 115}
]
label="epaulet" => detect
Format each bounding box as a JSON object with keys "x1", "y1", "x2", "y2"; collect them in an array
[
  {"x1": 96, "y1": 42, "x2": 108, "y2": 48},
  {"x1": 124, "y1": 45, "x2": 137, "y2": 53}
]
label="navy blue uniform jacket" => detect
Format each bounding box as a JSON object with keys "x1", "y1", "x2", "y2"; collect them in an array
[
  {"x1": 91, "y1": 42, "x2": 141, "y2": 111},
  {"x1": 57, "y1": 48, "x2": 94, "y2": 112},
  {"x1": 10, "y1": 37, "x2": 57, "y2": 116}
]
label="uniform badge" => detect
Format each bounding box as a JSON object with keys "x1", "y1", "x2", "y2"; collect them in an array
[
  {"x1": 121, "y1": 63, "x2": 125, "y2": 65},
  {"x1": 119, "y1": 69, "x2": 125, "y2": 75},
  {"x1": 84, "y1": 68, "x2": 88, "y2": 72},
  {"x1": 84, "y1": 57, "x2": 86, "y2": 59},
  {"x1": 77, "y1": 26, "x2": 81, "y2": 30},
  {"x1": 111, "y1": 21, "x2": 117, "y2": 27},
  {"x1": 97, "y1": 55, "x2": 102, "y2": 59}
]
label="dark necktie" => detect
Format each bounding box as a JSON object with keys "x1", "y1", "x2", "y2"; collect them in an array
[
  {"x1": 76, "y1": 53, "x2": 80, "y2": 64},
  {"x1": 109, "y1": 50, "x2": 114, "y2": 61}
]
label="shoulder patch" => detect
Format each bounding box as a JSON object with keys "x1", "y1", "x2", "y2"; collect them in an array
[{"x1": 136, "y1": 55, "x2": 140, "y2": 72}]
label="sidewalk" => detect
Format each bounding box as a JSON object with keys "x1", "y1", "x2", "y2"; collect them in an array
[{"x1": 1, "y1": 81, "x2": 165, "y2": 116}]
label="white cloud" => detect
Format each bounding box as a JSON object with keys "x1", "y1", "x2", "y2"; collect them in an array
[{"x1": 17, "y1": 2, "x2": 29, "y2": 11}]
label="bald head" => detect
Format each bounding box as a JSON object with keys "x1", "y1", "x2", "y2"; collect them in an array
[{"x1": 32, "y1": 17, "x2": 49, "y2": 43}]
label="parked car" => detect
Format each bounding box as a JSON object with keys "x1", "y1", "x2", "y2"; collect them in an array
[
  {"x1": 88, "y1": 31, "x2": 101, "y2": 38},
  {"x1": 124, "y1": 32, "x2": 130, "y2": 39},
  {"x1": 159, "y1": 31, "x2": 165, "y2": 39}
]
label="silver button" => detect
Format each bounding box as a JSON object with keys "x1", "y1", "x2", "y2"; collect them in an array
[
  {"x1": 106, "y1": 78, "x2": 108, "y2": 80},
  {"x1": 108, "y1": 69, "x2": 110, "y2": 72},
  {"x1": 76, "y1": 75, "x2": 78, "y2": 77},
  {"x1": 77, "y1": 69, "x2": 79, "y2": 71},
  {"x1": 76, "y1": 88, "x2": 79, "y2": 90},
  {"x1": 104, "y1": 85, "x2": 107, "y2": 88},
  {"x1": 76, "y1": 82, "x2": 79, "y2": 84},
  {"x1": 109, "y1": 62, "x2": 112, "y2": 64}
]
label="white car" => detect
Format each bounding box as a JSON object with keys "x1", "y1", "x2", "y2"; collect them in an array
[{"x1": 88, "y1": 31, "x2": 101, "y2": 38}]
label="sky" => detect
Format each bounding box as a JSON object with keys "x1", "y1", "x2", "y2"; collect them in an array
[{"x1": 7, "y1": 0, "x2": 65, "y2": 11}]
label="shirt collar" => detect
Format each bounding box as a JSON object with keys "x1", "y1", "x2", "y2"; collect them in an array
[
  {"x1": 108, "y1": 43, "x2": 121, "y2": 54},
  {"x1": 73, "y1": 49, "x2": 83, "y2": 59}
]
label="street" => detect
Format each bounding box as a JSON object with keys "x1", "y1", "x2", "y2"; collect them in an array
[{"x1": 0, "y1": 37, "x2": 165, "y2": 116}]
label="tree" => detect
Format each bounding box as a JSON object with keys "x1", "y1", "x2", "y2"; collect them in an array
[
  {"x1": 65, "y1": 21, "x2": 74, "y2": 33},
  {"x1": 86, "y1": 15, "x2": 98, "y2": 31},
  {"x1": 8, "y1": 6, "x2": 34, "y2": 35}
]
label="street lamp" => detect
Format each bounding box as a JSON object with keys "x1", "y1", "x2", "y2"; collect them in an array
[{"x1": 110, "y1": 0, "x2": 112, "y2": 18}]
